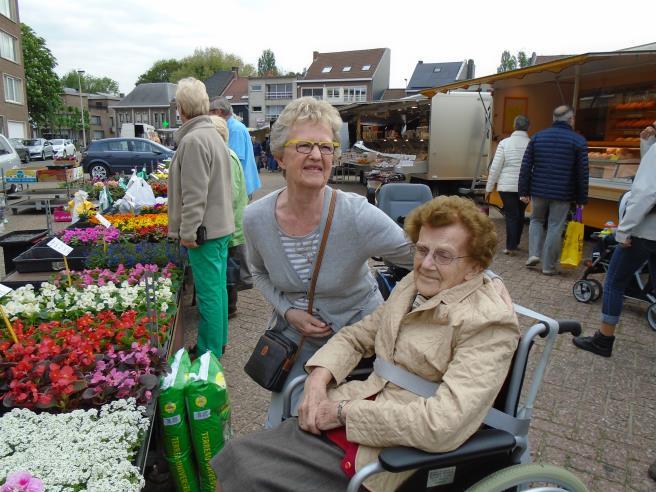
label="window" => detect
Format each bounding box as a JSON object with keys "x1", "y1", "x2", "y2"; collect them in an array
[
  {"x1": 321, "y1": 66, "x2": 332, "y2": 73},
  {"x1": 251, "y1": 84, "x2": 262, "y2": 92},
  {"x1": 433, "y1": 67, "x2": 442, "y2": 73},
  {"x1": 342, "y1": 66, "x2": 351, "y2": 72},
  {"x1": 3, "y1": 74, "x2": 22, "y2": 103},
  {"x1": 130, "y1": 140, "x2": 153, "y2": 152},
  {"x1": 344, "y1": 87, "x2": 367, "y2": 103},
  {"x1": 143, "y1": 113, "x2": 149, "y2": 123},
  {"x1": 301, "y1": 88, "x2": 323, "y2": 100},
  {"x1": 136, "y1": 112, "x2": 142, "y2": 123},
  {"x1": 266, "y1": 105, "x2": 285, "y2": 121},
  {"x1": 154, "y1": 113, "x2": 159, "y2": 124},
  {"x1": 119, "y1": 113, "x2": 125, "y2": 123},
  {"x1": 225, "y1": 95, "x2": 233, "y2": 100},
  {"x1": 265, "y1": 83, "x2": 292, "y2": 99},
  {"x1": 92, "y1": 130, "x2": 104, "y2": 140},
  {"x1": 326, "y1": 88, "x2": 341, "y2": 100},
  {"x1": 362, "y1": 65, "x2": 371, "y2": 71},
  {"x1": 107, "y1": 140, "x2": 129, "y2": 151},
  {"x1": 0, "y1": 31, "x2": 17, "y2": 62},
  {"x1": 252, "y1": 106, "x2": 262, "y2": 112},
  {"x1": 0, "y1": 0, "x2": 16, "y2": 21},
  {"x1": 161, "y1": 113, "x2": 165, "y2": 125},
  {"x1": 90, "y1": 115, "x2": 101, "y2": 125}
]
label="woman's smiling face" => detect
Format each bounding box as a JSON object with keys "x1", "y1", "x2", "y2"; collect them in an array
[{"x1": 277, "y1": 122, "x2": 334, "y2": 190}]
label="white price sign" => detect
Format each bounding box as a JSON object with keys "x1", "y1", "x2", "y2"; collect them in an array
[
  {"x1": 0, "y1": 283, "x2": 13, "y2": 298},
  {"x1": 47, "y1": 237, "x2": 73, "y2": 256},
  {"x1": 95, "y1": 213, "x2": 112, "y2": 228}
]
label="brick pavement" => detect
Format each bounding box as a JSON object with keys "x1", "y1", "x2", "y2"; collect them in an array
[{"x1": 170, "y1": 172, "x2": 656, "y2": 491}]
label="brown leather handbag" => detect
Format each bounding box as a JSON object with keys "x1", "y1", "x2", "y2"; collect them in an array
[{"x1": 244, "y1": 189, "x2": 337, "y2": 392}]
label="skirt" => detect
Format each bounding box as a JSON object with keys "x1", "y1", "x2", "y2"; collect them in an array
[{"x1": 211, "y1": 418, "x2": 351, "y2": 492}]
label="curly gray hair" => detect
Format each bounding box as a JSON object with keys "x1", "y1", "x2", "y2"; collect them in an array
[{"x1": 270, "y1": 97, "x2": 343, "y2": 158}]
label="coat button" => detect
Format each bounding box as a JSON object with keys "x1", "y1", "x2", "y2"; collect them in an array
[{"x1": 344, "y1": 461, "x2": 352, "y2": 470}]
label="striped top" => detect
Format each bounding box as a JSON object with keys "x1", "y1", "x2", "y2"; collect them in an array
[{"x1": 279, "y1": 227, "x2": 320, "y2": 313}]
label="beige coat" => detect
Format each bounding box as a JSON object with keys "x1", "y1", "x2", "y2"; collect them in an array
[
  {"x1": 167, "y1": 115, "x2": 234, "y2": 242},
  {"x1": 307, "y1": 272, "x2": 520, "y2": 491}
]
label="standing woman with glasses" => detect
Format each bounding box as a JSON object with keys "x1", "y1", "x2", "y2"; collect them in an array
[{"x1": 243, "y1": 97, "x2": 416, "y2": 427}]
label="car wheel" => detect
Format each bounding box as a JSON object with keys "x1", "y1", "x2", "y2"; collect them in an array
[{"x1": 89, "y1": 163, "x2": 109, "y2": 181}]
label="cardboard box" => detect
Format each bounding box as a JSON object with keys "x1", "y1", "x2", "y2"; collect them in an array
[{"x1": 36, "y1": 166, "x2": 83, "y2": 182}]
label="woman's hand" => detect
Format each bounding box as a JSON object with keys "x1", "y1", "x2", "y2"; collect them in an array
[
  {"x1": 315, "y1": 400, "x2": 349, "y2": 431},
  {"x1": 285, "y1": 309, "x2": 332, "y2": 337},
  {"x1": 297, "y1": 367, "x2": 332, "y2": 435},
  {"x1": 181, "y1": 239, "x2": 198, "y2": 249}
]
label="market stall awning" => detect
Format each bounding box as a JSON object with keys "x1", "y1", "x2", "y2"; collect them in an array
[{"x1": 420, "y1": 50, "x2": 656, "y2": 97}]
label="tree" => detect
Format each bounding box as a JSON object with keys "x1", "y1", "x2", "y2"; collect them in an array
[
  {"x1": 61, "y1": 70, "x2": 119, "y2": 94},
  {"x1": 257, "y1": 49, "x2": 279, "y2": 76},
  {"x1": 136, "y1": 58, "x2": 182, "y2": 84},
  {"x1": 497, "y1": 50, "x2": 533, "y2": 73},
  {"x1": 21, "y1": 24, "x2": 62, "y2": 130}
]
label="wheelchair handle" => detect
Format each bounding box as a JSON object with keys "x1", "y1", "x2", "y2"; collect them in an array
[{"x1": 557, "y1": 320, "x2": 582, "y2": 337}]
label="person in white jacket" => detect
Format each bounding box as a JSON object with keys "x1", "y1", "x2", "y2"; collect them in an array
[
  {"x1": 574, "y1": 121, "x2": 656, "y2": 358},
  {"x1": 485, "y1": 115, "x2": 531, "y2": 254}
]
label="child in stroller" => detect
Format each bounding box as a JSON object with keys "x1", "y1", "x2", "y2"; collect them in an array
[{"x1": 573, "y1": 226, "x2": 656, "y2": 331}]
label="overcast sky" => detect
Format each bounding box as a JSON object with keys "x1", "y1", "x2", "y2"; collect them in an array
[{"x1": 20, "y1": 0, "x2": 653, "y2": 94}]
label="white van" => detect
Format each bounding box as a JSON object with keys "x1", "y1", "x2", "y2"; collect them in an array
[{"x1": 120, "y1": 123, "x2": 156, "y2": 139}]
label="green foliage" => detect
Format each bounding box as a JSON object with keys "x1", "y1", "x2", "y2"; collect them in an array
[
  {"x1": 61, "y1": 70, "x2": 119, "y2": 94},
  {"x1": 51, "y1": 105, "x2": 89, "y2": 132},
  {"x1": 497, "y1": 50, "x2": 532, "y2": 73},
  {"x1": 257, "y1": 49, "x2": 279, "y2": 76},
  {"x1": 20, "y1": 24, "x2": 62, "y2": 130},
  {"x1": 137, "y1": 48, "x2": 255, "y2": 85},
  {"x1": 136, "y1": 58, "x2": 182, "y2": 84}
]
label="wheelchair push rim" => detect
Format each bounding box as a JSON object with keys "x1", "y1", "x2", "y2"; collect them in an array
[{"x1": 465, "y1": 463, "x2": 588, "y2": 492}]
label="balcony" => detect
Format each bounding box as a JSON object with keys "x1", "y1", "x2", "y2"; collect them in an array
[{"x1": 265, "y1": 92, "x2": 293, "y2": 100}]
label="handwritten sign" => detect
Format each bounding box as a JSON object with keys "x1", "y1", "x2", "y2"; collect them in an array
[
  {"x1": 95, "y1": 213, "x2": 112, "y2": 228},
  {"x1": 47, "y1": 237, "x2": 73, "y2": 256}
]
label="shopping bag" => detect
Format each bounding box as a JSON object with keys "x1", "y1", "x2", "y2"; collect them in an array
[{"x1": 560, "y1": 207, "x2": 584, "y2": 268}]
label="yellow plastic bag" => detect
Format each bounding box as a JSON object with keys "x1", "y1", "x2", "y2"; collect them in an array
[{"x1": 560, "y1": 208, "x2": 584, "y2": 268}]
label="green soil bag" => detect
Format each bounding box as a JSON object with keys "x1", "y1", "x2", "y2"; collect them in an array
[
  {"x1": 186, "y1": 351, "x2": 231, "y2": 492},
  {"x1": 159, "y1": 348, "x2": 200, "y2": 492}
]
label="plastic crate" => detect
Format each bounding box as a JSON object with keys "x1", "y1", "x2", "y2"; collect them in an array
[
  {"x1": 13, "y1": 246, "x2": 88, "y2": 273},
  {"x1": 0, "y1": 229, "x2": 49, "y2": 274}
]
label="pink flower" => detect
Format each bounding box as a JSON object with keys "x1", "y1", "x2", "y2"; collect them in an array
[{"x1": 0, "y1": 471, "x2": 44, "y2": 492}]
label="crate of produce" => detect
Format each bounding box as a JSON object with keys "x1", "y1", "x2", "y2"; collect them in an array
[
  {"x1": 13, "y1": 246, "x2": 88, "y2": 273},
  {"x1": 36, "y1": 166, "x2": 83, "y2": 182}
]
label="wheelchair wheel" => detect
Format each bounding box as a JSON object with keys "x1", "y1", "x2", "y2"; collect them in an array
[
  {"x1": 588, "y1": 279, "x2": 603, "y2": 302},
  {"x1": 572, "y1": 280, "x2": 595, "y2": 303},
  {"x1": 466, "y1": 463, "x2": 588, "y2": 492},
  {"x1": 648, "y1": 303, "x2": 656, "y2": 332}
]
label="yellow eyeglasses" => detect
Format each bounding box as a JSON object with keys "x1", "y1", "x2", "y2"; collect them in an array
[{"x1": 283, "y1": 140, "x2": 340, "y2": 155}]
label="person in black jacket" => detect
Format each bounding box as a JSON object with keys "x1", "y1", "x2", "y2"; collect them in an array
[{"x1": 518, "y1": 105, "x2": 589, "y2": 275}]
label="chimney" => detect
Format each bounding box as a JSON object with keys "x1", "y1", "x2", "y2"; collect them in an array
[
  {"x1": 418, "y1": 60, "x2": 423, "y2": 64},
  {"x1": 466, "y1": 59, "x2": 475, "y2": 79},
  {"x1": 231, "y1": 66, "x2": 239, "y2": 76},
  {"x1": 313, "y1": 51, "x2": 319, "y2": 61}
]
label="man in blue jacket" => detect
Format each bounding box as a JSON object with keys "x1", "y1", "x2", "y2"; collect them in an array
[
  {"x1": 210, "y1": 97, "x2": 262, "y2": 198},
  {"x1": 518, "y1": 105, "x2": 589, "y2": 275}
]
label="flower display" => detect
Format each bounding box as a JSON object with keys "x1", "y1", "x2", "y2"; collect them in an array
[
  {"x1": 0, "y1": 471, "x2": 44, "y2": 492},
  {"x1": 82, "y1": 180, "x2": 126, "y2": 201},
  {"x1": 59, "y1": 226, "x2": 121, "y2": 246},
  {"x1": 0, "y1": 398, "x2": 149, "y2": 492},
  {"x1": 150, "y1": 182, "x2": 167, "y2": 198},
  {"x1": 85, "y1": 241, "x2": 183, "y2": 269},
  {"x1": 138, "y1": 203, "x2": 168, "y2": 215},
  {"x1": 53, "y1": 262, "x2": 179, "y2": 288},
  {"x1": 90, "y1": 213, "x2": 167, "y2": 231}
]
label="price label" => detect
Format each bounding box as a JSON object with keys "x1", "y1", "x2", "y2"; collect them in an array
[
  {"x1": 0, "y1": 283, "x2": 13, "y2": 298},
  {"x1": 95, "y1": 213, "x2": 112, "y2": 228},
  {"x1": 47, "y1": 237, "x2": 73, "y2": 256}
]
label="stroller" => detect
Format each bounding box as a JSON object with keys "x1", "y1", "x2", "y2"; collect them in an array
[{"x1": 572, "y1": 230, "x2": 656, "y2": 330}]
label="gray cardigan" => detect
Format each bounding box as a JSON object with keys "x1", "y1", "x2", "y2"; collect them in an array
[{"x1": 243, "y1": 186, "x2": 414, "y2": 341}]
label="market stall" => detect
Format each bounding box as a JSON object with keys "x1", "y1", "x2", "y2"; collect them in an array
[{"x1": 420, "y1": 49, "x2": 656, "y2": 228}]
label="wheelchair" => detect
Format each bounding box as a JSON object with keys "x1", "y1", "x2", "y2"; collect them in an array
[{"x1": 282, "y1": 304, "x2": 587, "y2": 491}]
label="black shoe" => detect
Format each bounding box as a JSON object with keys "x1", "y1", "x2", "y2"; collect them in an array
[{"x1": 573, "y1": 330, "x2": 615, "y2": 357}]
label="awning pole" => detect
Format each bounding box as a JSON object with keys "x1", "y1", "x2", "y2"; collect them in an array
[{"x1": 572, "y1": 65, "x2": 581, "y2": 112}]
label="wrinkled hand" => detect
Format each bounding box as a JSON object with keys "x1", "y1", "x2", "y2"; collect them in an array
[
  {"x1": 640, "y1": 122, "x2": 656, "y2": 141},
  {"x1": 520, "y1": 196, "x2": 530, "y2": 204},
  {"x1": 285, "y1": 309, "x2": 332, "y2": 337},
  {"x1": 181, "y1": 239, "x2": 198, "y2": 249},
  {"x1": 619, "y1": 237, "x2": 632, "y2": 248},
  {"x1": 490, "y1": 277, "x2": 513, "y2": 310},
  {"x1": 298, "y1": 367, "x2": 332, "y2": 435},
  {"x1": 315, "y1": 400, "x2": 347, "y2": 432}
]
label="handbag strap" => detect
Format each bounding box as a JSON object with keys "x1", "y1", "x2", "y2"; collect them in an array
[{"x1": 296, "y1": 188, "x2": 337, "y2": 354}]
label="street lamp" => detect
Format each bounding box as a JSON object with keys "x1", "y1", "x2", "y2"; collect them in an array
[{"x1": 76, "y1": 69, "x2": 86, "y2": 149}]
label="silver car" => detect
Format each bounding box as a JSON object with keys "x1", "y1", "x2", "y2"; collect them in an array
[
  {"x1": 0, "y1": 134, "x2": 22, "y2": 175},
  {"x1": 24, "y1": 138, "x2": 55, "y2": 160},
  {"x1": 50, "y1": 138, "x2": 76, "y2": 157}
]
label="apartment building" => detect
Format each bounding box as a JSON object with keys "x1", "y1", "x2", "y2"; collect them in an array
[{"x1": 248, "y1": 75, "x2": 297, "y2": 129}]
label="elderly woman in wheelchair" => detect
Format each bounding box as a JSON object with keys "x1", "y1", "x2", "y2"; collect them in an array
[{"x1": 211, "y1": 195, "x2": 528, "y2": 491}]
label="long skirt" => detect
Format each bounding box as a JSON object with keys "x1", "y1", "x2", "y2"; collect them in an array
[{"x1": 211, "y1": 418, "x2": 350, "y2": 492}]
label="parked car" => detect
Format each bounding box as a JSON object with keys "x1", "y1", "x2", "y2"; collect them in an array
[
  {"x1": 9, "y1": 138, "x2": 30, "y2": 163},
  {"x1": 81, "y1": 137, "x2": 174, "y2": 180},
  {"x1": 50, "y1": 138, "x2": 76, "y2": 158},
  {"x1": 24, "y1": 138, "x2": 55, "y2": 160},
  {"x1": 0, "y1": 134, "x2": 22, "y2": 175}
]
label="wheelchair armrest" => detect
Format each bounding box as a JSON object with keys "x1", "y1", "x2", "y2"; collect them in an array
[{"x1": 377, "y1": 429, "x2": 516, "y2": 472}]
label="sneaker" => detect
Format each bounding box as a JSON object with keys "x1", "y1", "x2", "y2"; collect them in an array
[
  {"x1": 526, "y1": 256, "x2": 540, "y2": 267},
  {"x1": 572, "y1": 330, "x2": 615, "y2": 357},
  {"x1": 502, "y1": 249, "x2": 515, "y2": 256},
  {"x1": 542, "y1": 270, "x2": 559, "y2": 276}
]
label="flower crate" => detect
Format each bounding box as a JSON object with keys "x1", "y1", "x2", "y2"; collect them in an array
[{"x1": 12, "y1": 246, "x2": 88, "y2": 273}]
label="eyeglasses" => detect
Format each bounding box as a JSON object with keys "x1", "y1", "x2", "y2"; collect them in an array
[
  {"x1": 413, "y1": 245, "x2": 470, "y2": 265},
  {"x1": 283, "y1": 140, "x2": 340, "y2": 155}
]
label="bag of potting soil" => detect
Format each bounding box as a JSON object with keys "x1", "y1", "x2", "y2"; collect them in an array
[
  {"x1": 159, "y1": 348, "x2": 200, "y2": 492},
  {"x1": 185, "y1": 351, "x2": 231, "y2": 492}
]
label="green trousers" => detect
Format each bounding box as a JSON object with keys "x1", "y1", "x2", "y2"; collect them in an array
[{"x1": 188, "y1": 235, "x2": 230, "y2": 358}]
